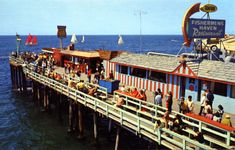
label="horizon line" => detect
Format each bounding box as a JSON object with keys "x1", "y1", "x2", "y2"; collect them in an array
[{"x1": 0, "y1": 34, "x2": 182, "y2": 36}]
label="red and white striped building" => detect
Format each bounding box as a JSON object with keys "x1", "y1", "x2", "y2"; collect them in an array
[{"x1": 102, "y1": 52, "x2": 235, "y2": 114}]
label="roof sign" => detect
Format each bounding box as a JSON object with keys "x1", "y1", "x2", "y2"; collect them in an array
[{"x1": 188, "y1": 18, "x2": 225, "y2": 38}]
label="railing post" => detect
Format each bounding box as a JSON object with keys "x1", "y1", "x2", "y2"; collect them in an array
[
  {"x1": 106, "y1": 105, "x2": 108, "y2": 117},
  {"x1": 84, "y1": 96, "x2": 87, "y2": 106},
  {"x1": 157, "y1": 128, "x2": 161, "y2": 145},
  {"x1": 139, "y1": 101, "x2": 142, "y2": 111},
  {"x1": 120, "y1": 111, "x2": 123, "y2": 125},
  {"x1": 75, "y1": 91, "x2": 78, "y2": 102},
  {"x1": 226, "y1": 131, "x2": 231, "y2": 146},
  {"x1": 199, "y1": 121, "x2": 202, "y2": 132},
  {"x1": 155, "y1": 106, "x2": 158, "y2": 117},
  {"x1": 94, "y1": 99, "x2": 97, "y2": 111},
  {"x1": 137, "y1": 117, "x2": 140, "y2": 133},
  {"x1": 126, "y1": 97, "x2": 128, "y2": 106},
  {"x1": 183, "y1": 139, "x2": 186, "y2": 150}
]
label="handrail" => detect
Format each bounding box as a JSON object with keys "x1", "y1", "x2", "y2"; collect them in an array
[
  {"x1": 23, "y1": 67, "x2": 213, "y2": 150},
  {"x1": 9, "y1": 56, "x2": 108, "y2": 99},
  {"x1": 113, "y1": 90, "x2": 235, "y2": 149},
  {"x1": 9, "y1": 56, "x2": 226, "y2": 149}
]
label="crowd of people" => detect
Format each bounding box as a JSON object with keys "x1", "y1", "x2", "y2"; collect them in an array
[
  {"x1": 176, "y1": 90, "x2": 232, "y2": 127},
  {"x1": 16, "y1": 52, "x2": 234, "y2": 129}
]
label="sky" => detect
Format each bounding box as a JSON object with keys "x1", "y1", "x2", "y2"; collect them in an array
[{"x1": 0, "y1": 0, "x2": 234, "y2": 35}]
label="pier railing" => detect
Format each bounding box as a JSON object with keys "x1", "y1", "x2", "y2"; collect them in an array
[
  {"x1": 62, "y1": 72, "x2": 108, "y2": 99},
  {"x1": 9, "y1": 56, "x2": 108, "y2": 99},
  {"x1": 9, "y1": 56, "x2": 231, "y2": 149},
  {"x1": 113, "y1": 91, "x2": 235, "y2": 149}
]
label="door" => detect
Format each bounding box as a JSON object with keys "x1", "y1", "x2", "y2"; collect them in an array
[
  {"x1": 180, "y1": 77, "x2": 186, "y2": 97},
  {"x1": 197, "y1": 80, "x2": 202, "y2": 102}
]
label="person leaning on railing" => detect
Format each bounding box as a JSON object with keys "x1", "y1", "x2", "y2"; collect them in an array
[
  {"x1": 178, "y1": 96, "x2": 188, "y2": 114},
  {"x1": 116, "y1": 95, "x2": 124, "y2": 108},
  {"x1": 213, "y1": 105, "x2": 224, "y2": 122},
  {"x1": 221, "y1": 114, "x2": 232, "y2": 127}
]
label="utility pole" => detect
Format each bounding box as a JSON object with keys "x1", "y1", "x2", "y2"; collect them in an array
[{"x1": 135, "y1": 10, "x2": 147, "y2": 53}]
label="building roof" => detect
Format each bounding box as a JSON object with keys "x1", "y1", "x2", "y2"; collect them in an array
[
  {"x1": 110, "y1": 53, "x2": 180, "y2": 72},
  {"x1": 198, "y1": 60, "x2": 235, "y2": 83},
  {"x1": 60, "y1": 50, "x2": 100, "y2": 58},
  {"x1": 110, "y1": 53, "x2": 235, "y2": 84}
]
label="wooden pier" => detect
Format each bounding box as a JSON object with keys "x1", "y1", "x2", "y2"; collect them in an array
[{"x1": 9, "y1": 56, "x2": 235, "y2": 150}]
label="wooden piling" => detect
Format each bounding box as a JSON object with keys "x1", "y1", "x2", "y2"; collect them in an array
[
  {"x1": 10, "y1": 65, "x2": 14, "y2": 87},
  {"x1": 14, "y1": 66, "x2": 18, "y2": 89},
  {"x1": 32, "y1": 81, "x2": 37, "y2": 101},
  {"x1": 22, "y1": 67, "x2": 27, "y2": 92},
  {"x1": 44, "y1": 86, "x2": 49, "y2": 110},
  {"x1": 77, "y1": 103, "x2": 84, "y2": 139},
  {"x1": 108, "y1": 119, "x2": 112, "y2": 133},
  {"x1": 18, "y1": 67, "x2": 22, "y2": 92},
  {"x1": 68, "y1": 99, "x2": 73, "y2": 132},
  {"x1": 93, "y1": 112, "x2": 98, "y2": 140},
  {"x1": 58, "y1": 93, "x2": 62, "y2": 121},
  {"x1": 115, "y1": 126, "x2": 120, "y2": 150}
]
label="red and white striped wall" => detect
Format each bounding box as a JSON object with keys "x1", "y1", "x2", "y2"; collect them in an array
[
  {"x1": 104, "y1": 60, "x2": 185, "y2": 99},
  {"x1": 104, "y1": 60, "x2": 116, "y2": 78},
  {"x1": 114, "y1": 72, "x2": 181, "y2": 99}
]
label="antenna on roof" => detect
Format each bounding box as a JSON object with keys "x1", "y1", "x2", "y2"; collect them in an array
[{"x1": 134, "y1": 10, "x2": 147, "y2": 53}]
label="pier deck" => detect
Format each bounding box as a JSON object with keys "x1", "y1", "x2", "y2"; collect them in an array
[{"x1": 9, "y1": 56, "x2": 235, "y2": 150}]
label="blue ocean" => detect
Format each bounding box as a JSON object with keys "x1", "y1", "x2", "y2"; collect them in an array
[{"x1": 0, "y1": 35, "x2": 184, "y2": 150}]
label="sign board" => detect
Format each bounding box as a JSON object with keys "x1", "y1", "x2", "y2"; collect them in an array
[
  {"x1": 200, "y1": 4, "x2": 217, "y2": 13},
  {"x1": 188, "y1": 18, "x2": 225, "y2": 38},
  {"x1": 57, "y1": 26, "x2": 67, "y2": 38}
]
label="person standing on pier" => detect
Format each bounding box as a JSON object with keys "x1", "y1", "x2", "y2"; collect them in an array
[
  {"x1": 199, "y1": 92, "x2": 207, "y2": 116},
  {"x1": 187, "y1": 95, "x2": 194, "y2": 113},
  {"x1": 109, "y1": 70, "x2": 114, "y2": 80},
  {"x1": 166, "y1": 91, "x2": 173, "y2": 113},
  {"x1": 206, "y1": 89, "x2": 214, "y2": 111},
  {"x1": 87, "y1": 69, "x2": 91, "y2": 83},
  {"x1": 154, "y1": 91, "x2": 162, "y2": 106},
  {"x1": 42, "y1": 60, "x2": 47, "y2": 75}
]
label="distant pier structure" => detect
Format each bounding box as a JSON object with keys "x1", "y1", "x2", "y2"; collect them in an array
[{"x1": 9, "y1": 55, "x2": 235, "y2": 150}]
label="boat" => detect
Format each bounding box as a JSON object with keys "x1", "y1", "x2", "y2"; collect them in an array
[
  {"x1": 71, "y1": 33, "x2": 78, "y2": 44},
  {"x1": 118, "y1": 35, "x2": 124, "y2": 45},
  {"x1": 81, "y1": 35, "x2": 85, "y2": 43},
  {"x1": 25, "y1": 34, "x2": 38, "y2": 46}
]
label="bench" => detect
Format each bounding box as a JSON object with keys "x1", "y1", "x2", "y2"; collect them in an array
[{"x1": 185, "y1": 113, "x2": 235, "y2": 132}]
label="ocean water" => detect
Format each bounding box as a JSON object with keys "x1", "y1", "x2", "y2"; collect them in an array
[{"x1": 0, "y1": 35, "x2": 184, "y2": 150}]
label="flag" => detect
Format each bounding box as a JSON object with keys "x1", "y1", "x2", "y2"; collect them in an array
[{"x1": 16, "y1": 33, "x2": 21, "y2": 41}]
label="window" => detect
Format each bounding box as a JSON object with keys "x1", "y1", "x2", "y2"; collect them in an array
[
  {"x1": 213, "y1": 82, "x2": 227, "y2": 96},
  {"x1": 119, "y1": 65, "x2": 128, "y2": 74},
  {"x1": 231, "y1": 85, "x2": 235, "y2": 98},
  {"x1": 148, "y1": 71, "x2": 166, "y2": 83},
  {"x1": 130, "y1": 68, "x2": 146, "y2": 78}
]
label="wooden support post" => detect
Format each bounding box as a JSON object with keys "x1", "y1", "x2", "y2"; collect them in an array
[
  {"x1": 14, "y1": 66, "x2": 18, "y2": 89},
  {"x1": 115, "y1": 126, "x2": 120, "y2": 150},
  {"x1": 32, "y1": 81, "x2": 37, "y2": 101},
  {"x1": 108, "y1": 119, "x2": 112, "y2": 133},
  {"x1": 10, "y1": 65, "x2": 14, "y2": 87},
  {"x1": 18, "y1": 67, "x2": 22, "y2": 92},
  {"x1": 44, "y1": 86, "x2": 49, "y2": 110},
  {"x1": 93, "y1": 112, "x2": 98, "y2": 140},
  {"x1": 37, "y1": 83, "x2": 40, "y2": 101},
  {"x1": 77, "y1": 103, "x2": 84, "y2": 139},
  {"x1": 22, "y1": 67, "x2": 27, "y2": 92},
  {"x1": 58, "y1": 93, "x2": 62, "y2": 121},
  {"x1": 68, "y1": 99, "x2": 73, "y2": 132}
]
